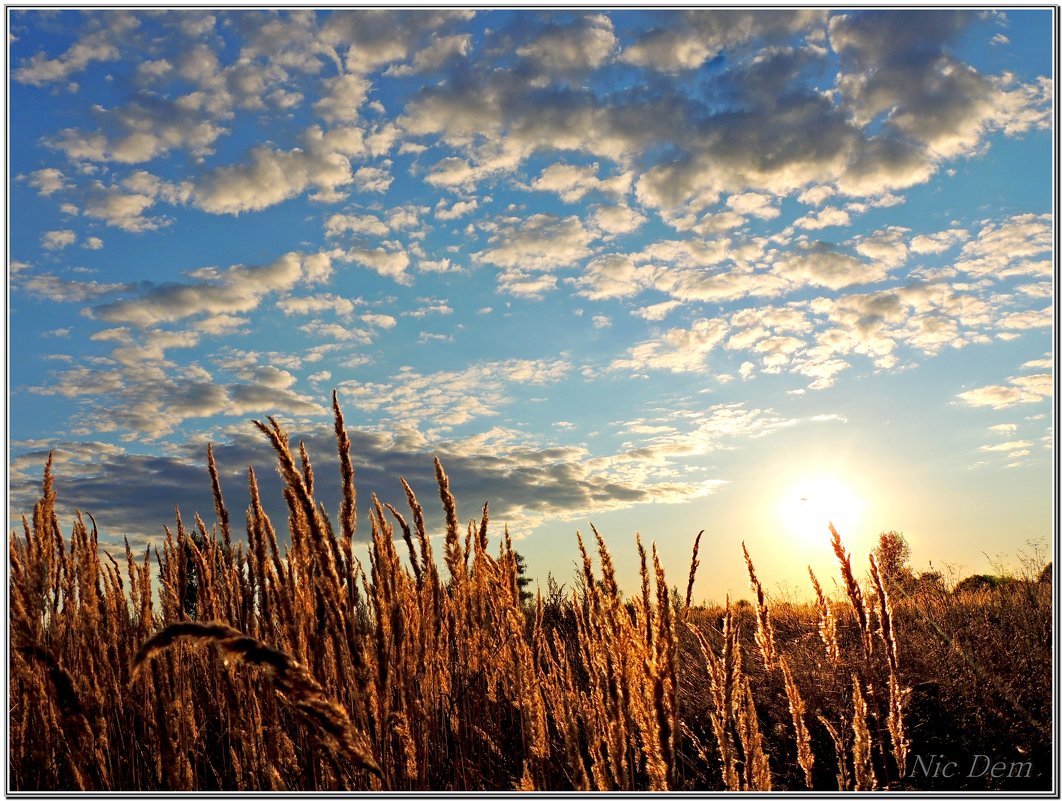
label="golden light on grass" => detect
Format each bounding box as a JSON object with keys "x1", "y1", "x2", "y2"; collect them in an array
[{"x1": 7, "y1": 396, "x2": 1053, "y2": 792}]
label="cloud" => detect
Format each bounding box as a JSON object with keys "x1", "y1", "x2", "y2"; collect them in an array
[
  {"x1": 954, "y1": 213, "x2": 1053, "y2": 279},
  {"x1": 621, "y1": 10, "x2": 824, "y2": 72},
  {"x1": 49, "y1": 94, "x2": 228, "y2": 164},
  {"x1": 978, "y1": 440, "x2": 1032, "y2": 453},
  {"x1": 313, "y1": 73, "x2": 371, "y2": 123},
  {"x1": 325, "y1": 212, "x2": 389, "y2": 237},
  {"x1": 27, "y1": 168, "x2": 70, "y2": 196},
  {"x1": 417, "y1": 257, "x2": 457, "y2": 273},
  {"x1": 404, "y1": 300, "x2": 453, "y2": 318},
  {"x1": 435, "y1": 198, "x2": 478, "y2": 220},
  {"x1": 28, "y1": 337, "x2": 330, "y2": 441},
  {"x1": 277, "y1": 293, "x2": 361, "y2": 319},
  {"x1": 345, "y1": 246, "x2": 411, "y2": 283},
  {"x1": 909, "y1": 227, "x2": 969, "y2": 255},
  {"x1": 42, "y1": 230, "x2": 77, "y2": 250},
  {"x1": 574, "y1": 255, "x2": 653, "y2": 300},
  {"x1": 13, "y1": 270, "x2": 130, "y2": 303},
  {"x1": 361, "y1": 312, "x2": 397, "y2": 329},
  {"x1": 81, "y1": 180, "x2": 172, "y2": 231},
  {"x1": 610, "y1": 317, "x2": 729, "y2": 373},
  {"x1": 475, "y1": 213, "x2": 594, "y2": 278},
  {"x1": 854, "y1": 226, "x2": 910, "y2": 270},
  {"x1": 516, "y1": 14, "x2": 617, "y2": 74},
  {"x1": 957, "y1": 372, "x2": 1051, "y2": 409},
  {"x1": 775, "y1": 241, "x2": 891, "y2": 290},
  {"x1": 339, "y1": 358, "x2": 571, "y2": 430},
  {"x1": 385, "y1": 33, "x2": 471, "y2": 76},
  {"x1": 590, "y1": 204, "x2": 646, "y2": 237},
  {"x1": 352, "y1": 165, "x2": 393, "y2": 194},
  {"x1": 298, "y1": 321, "x2": 373, "y2": 344},
  {"x1": 193, "y1": 143, "x2": 355, "y2": 214},
  {"x1": 794, "y1": 206, "x2": 851, "y2": 230},
  {"x1": 93, "y1": 251, "x2": 328, "y2": 327},
  {"x1": 8, "y1": 412, "x2": 724, "y2": 543},
  {"x1": 830, "y1": 11, "x2": 1050, "y2": 160},
  {"x1": 726, "y1": 192, "x2": 779, "y2": 219},
  {"x1": 531, "y1": 162, "x2": 629, "y2": 203},
  {"x1": 13, "y1": 13, "x2": 134, "y2": 86},
  {"x1": 632, "y1": 300, "x2": 682, "y2": 321}
]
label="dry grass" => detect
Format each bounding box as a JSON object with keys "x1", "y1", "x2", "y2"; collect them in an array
[{"x1": 8, "y1": 398, "x2": 1053, "y2": 790}]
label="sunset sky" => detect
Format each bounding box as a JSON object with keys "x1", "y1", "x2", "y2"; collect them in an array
[{"x1": 7, "y1": 9, "x2": 1055, "y2": 601}]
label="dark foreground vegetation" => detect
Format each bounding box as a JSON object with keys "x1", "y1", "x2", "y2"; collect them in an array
[{"x1": 9, "y1": 394, "x2": 1052, "y2": 790}]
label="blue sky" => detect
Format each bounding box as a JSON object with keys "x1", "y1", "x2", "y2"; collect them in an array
[{"x1": 7, "y1": 9, "x2": 1055, "y2": 600}]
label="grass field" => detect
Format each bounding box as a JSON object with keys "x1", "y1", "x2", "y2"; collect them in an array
[{"x1": 9, "y1": 395, "x2": 1052, "y2": 791}]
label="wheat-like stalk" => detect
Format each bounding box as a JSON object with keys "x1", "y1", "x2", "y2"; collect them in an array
[
  {"x1": 779, "y1": 656, "x2": 814, "y2": 788},
  {"x1": 870, "y1": 554, "x2": 910, "y2": 778},
  {"x1": 808, "y1": 566, "x2": 840, "y2": 664},
  {"x1": 742, "y1": 541, "x2": 776, "y2": 671},
  {"x1": 684, "y1": 529, "x2": 704, "y2": 621},
  {"x1": 829, "y1": 524, "x2": 872, "y2": 657},
  {"x1": 851, "y1": 673, "x2": 877, "y2": 790},
  {"x1": 131, "y1": 621, "x2": 383, "y2": 782}
]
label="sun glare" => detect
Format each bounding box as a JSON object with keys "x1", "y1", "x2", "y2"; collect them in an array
[{"x1": 778, "y1": 474, "x2": 865, "y2": 545}]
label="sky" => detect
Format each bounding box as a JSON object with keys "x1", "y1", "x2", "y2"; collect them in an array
[{"x1": 6, "y1": 8, "x2": 1056, "y2": 603}]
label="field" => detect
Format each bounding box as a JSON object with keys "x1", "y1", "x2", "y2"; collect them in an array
[{"x1": 9, "y1": 396, "x2": 1052, "y2": 791}]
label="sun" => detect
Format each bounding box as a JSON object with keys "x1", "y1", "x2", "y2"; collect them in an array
[{"x1": 778, "y1": 474, "x2": 865, "y2": 545}]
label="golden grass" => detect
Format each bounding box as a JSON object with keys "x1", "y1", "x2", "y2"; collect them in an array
[{"x1": 8, "y1": 397, "x2": 1052, "y2": 791}]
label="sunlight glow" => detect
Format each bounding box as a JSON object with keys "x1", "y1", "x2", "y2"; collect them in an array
[{"x1": 778, "y1": 474, "x2": 865, "y2": 546}]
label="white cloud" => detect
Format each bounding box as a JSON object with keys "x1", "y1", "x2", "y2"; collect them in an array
[
  {"x1": 575, "y1": 255, "x2": 653, "y2": 300},
  {"x1": 418, "y1": 257, "x2": 457, "y2": 273},
  {"x1": 14, "y1": 14, "x2": 133, "y2": 86},
  {"x1": 532, "y1": 162, "x2": 629, "y2": 203},
  {"x1": 194, "y1": 144, "x2": 354, "y2": 214},
  {"x1": 42, "y1": 230, "x2": 77, "y2": 250},
  {"x1": 854, "y1": 226, "x2": 910, "y2": 270},
  {"x1": 93, "y1": 251, "x2": 329, "y2": 327},
  {"x1": 794, "y1": 206, "x2": 851, "y2": 230},
  {"x1": 611, "y1": 317, "x2": 729, "y2": 373},
  {"x1": 909, "y1": 228, "x2": 970, "y2": 255},
  {"x1": 517, "y1": 14, "x2": 617, "y2": 73},
  {"x1": 385, "y1": 33, "x2": 471, "y2": 76},
  {"x1": 27, "y1": 168, "x2": 70, "y2": 196},
  {"x1": 435, "y1": 198, "x2": 478, "y2": 220},
  {"x1": 361, "y1": 312, "x2": 397, "y2": 329},
  {"x1": 954, "y1": 213, "x2": 1052, "y2": 279},
  {"x1": 339, "y1": 358, "x2": 571, "y2": 430},
  {"x1": 276, "y1": 293, "x2": 361, "y2": 319},
  {"x1": 621, "y1": 10, "x2": 824, "y2": 72},
  {"x1": 632, "y1": 300, "x2": 682, "y2": 321},
  {"x1": 313, "y1": 73, "x2": 370, "y2": 123},
  {"x1": 775, "y1": 242, "x2": 890, "y2": 290},
  {"x1": 958, "y1": 372, "x2": 1051, "y2": 409},
  {"x1": 345, "y1": 246, "x2": 411, "y2": 283},
  {"x1": 797, "y1": 185, "x2": 835, "y2": 205},
  {"x1": 325, "y1": 212, "x2": 389, "y2": 237},
  {"x1": 476, "y1": 213, "x2": 593, "y2": 275},
  {"x1": 726, "y1": 192, "x2": 780, "y2": 219},
  {"x1": 590, "y1": 204, "x2": 646, "y2": 237},
  {"x1": 352, "y1": 165, "x2": 393, "y2": 194}
]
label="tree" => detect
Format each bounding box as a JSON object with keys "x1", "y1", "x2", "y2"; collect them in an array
[
  {"x1": 954, "y1": 573, "x2": 1015, "y2": 593},
  {"x1": 513, "y1": 550, "x2": 534, "y2": 606},
  {"x1": 874, "y1": 530, "x2": 913, "y2": 589}
]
